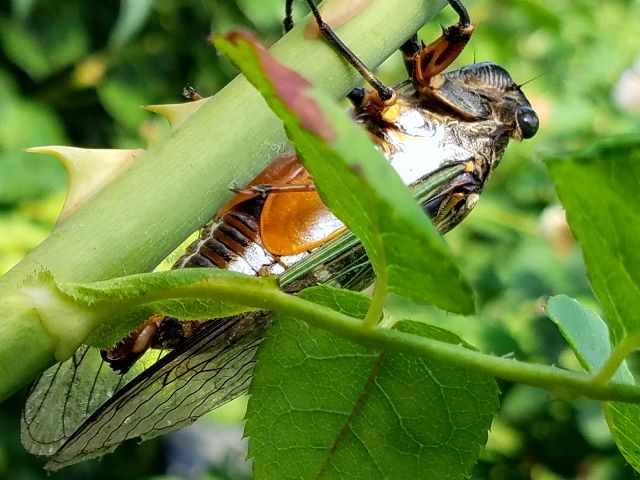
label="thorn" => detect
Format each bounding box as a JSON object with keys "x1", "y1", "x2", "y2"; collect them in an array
[
  {"x1": 144, "y1": 99, "x2": 208, "y2": 129},
  {"x1": 26, "y1": 147, "x2": 144, "y2": 224}
]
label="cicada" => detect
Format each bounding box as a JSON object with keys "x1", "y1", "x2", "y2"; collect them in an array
[{"x1": 21, "y1": 0, "x2": 538, "y2": 470}]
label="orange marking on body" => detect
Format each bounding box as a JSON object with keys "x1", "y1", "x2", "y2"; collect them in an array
[{"x1": 260, "y1": 185, "x2": 346, "y2": 256}]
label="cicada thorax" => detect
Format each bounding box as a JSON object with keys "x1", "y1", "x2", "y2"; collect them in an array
[{"x1": 349, "y1": 90, "x2": 488, "y2": 233}]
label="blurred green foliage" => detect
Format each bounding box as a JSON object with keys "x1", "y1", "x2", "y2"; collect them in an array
[{"x1": 1, "y1": 0, "x2": 640, "y2": 479}]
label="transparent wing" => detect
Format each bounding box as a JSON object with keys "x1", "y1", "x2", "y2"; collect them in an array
[
  {"x1": 21, "y1": 312, "x2": 270, "y2": 471},
  {"x1": 21, "y1": 345, "x2": 163, "y2": 457}
]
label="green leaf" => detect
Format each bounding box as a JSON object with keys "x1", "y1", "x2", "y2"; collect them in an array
[
  {"x1": 213, "y1": 32, "x2": 474, "y2": 314},
  {"x1": 246, "y1": 286, "x2": 498, "y2": 479},
  {"x1": 607, "y1": 403, "x2": 640, "y2": 474},
  {"x1": 544, "y1": 136, "x2": 640, "y2": 342},
  {"x1": 546, "y1": 141, "x2": 640, "y2": 472},
  {"x1": 544, "y1": 294, "x2": 640, "y2": 473},
  {"x1": 545, "y1": 295, "x2": 633, "y2": 382}
]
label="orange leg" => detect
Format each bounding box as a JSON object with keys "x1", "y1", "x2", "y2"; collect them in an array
[{"x1": 402, "y1": 0, "x2": 475, "y2": 86}]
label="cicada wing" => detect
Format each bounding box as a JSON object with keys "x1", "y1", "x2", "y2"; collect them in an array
[
  {"x1": 36, "y1": 312, "x2": 269, "y2": 471},
  {"x1": 21, "y1": 345, "x2": 162, "y2": 458}
]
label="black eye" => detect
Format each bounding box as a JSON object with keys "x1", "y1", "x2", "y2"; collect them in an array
[{"x1": 517, "y1": 106, "x2": 539, "y2": 139}]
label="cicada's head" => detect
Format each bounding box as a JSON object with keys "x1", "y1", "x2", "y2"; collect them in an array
[
  {"x1": 439, "y1": 61, "x2": 539, "y2": 141},
  {"x1": 349, "y1": 61, "x2": 540, "y2": 235}
]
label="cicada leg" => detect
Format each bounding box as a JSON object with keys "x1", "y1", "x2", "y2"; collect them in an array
[
  {"x1": 285, "y1": 0, "x2": 395, "y2": 104},
  {"x1": 102, "y1": 314, "x2": 212, "y2": 374},
  {"x1": 403, "y1": 0, "x2": 475, "y2": 87},
  {"x1": 284, "y1": 0, "x2": 294, "y2": 33},
  {"x1": 286, "y1": 0, "x2": 475, "y2": 109},
  {"x1": 423, "y1": 170, "x2": 482, "y2": 234},
  {"x1": 232, "y1": 182, "x2": 316, "y2": 197},
  {"x1": 400, "y1": 34, "x2": 423, "y2": 78}
]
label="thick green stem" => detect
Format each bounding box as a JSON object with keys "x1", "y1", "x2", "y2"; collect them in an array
[
  {"x1": 0, "y1": 0, "x2": 446, "y2": 398},
  {"x1": 0, "y1": 294, "x2": 57, "y2": 400}
]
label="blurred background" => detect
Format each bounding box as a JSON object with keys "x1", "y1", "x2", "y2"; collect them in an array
[{"x1": 1, "y1": 0, "x2": 640, "y2": 479}]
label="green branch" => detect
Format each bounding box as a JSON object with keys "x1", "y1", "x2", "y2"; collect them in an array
[
  {"x1": 65, "y1": 275, "x2": 640, "y2": 403},
  {"x1": 219, "y1": 286, "x2": 640, "y2": 403}
]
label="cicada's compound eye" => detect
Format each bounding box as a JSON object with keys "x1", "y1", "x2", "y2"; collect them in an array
[{"x1": 516, "y1": 106, "x2": 539, "y2": 139}]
